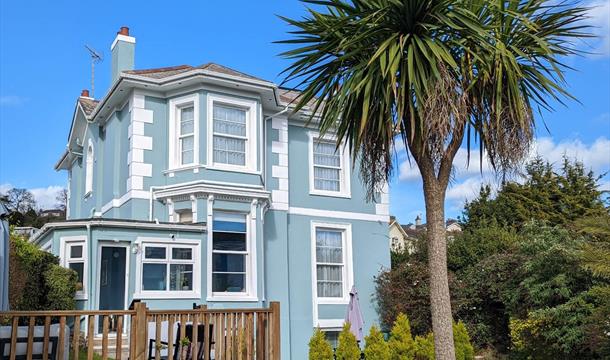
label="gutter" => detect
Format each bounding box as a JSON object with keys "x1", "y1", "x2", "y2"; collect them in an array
[{"x1": 30, "y1": 219, "x2": 206, "y2": 245}]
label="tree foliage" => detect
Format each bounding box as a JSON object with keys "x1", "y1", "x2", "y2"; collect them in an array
[
  {"x1": 388, "y1": 313, "x2": 416, "y2": 359},
  {"x1": 378, "y1": 158, "x2": 610, "y2": 357},
  {"x1": 308, "y1": 328, "x2": 334, "y2": 360},
  {"x1": 364, "y1": 325, "x2": 390, "y2": 360},
  {"x1": 335, "y1": 323, "x2": 361, "y2": 360}
]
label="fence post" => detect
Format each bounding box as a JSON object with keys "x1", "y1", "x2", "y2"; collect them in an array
[
  {"x1": 270, "y1": 302, "x2": 280, "y2": 360},
  {"x1": 133, "y1": 301, "x2": 148, "y2": 360}
]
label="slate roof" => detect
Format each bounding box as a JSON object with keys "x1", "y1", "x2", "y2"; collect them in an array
[
  {"x1": 78, "y1": 97, "x2": 99, "y2": 116},
  {"x1": 123, "y1": 62, "x2": 268, "y2": 82}
]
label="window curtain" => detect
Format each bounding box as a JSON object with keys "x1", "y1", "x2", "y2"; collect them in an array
[{"x1": 316, "y1": 229, "x2": 343, "y2": 298}]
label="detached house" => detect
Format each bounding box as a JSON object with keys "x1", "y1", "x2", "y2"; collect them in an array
[{"x1": 31, "y1": 27, "x2": 390, "y2": 357}]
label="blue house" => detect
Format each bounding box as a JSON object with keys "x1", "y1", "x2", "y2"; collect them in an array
[{"x1": 31, "y1": 27, "x2": 390, "y2": 357}]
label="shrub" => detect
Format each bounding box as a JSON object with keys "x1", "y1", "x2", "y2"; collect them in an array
[
  {"x1": 388, "y1": 313, "x2": 415, "y2": 360},
  {"x1": 413, "y1": 334, "x2": 434, "y2": 360},
  {"x1": 364, "y1": 325, "x2": 390, "y2": 360},
  {"x1": 336, "y1": 323, "x2": 360, "y2": 360},
  {"x1": 308, "y1": 328, "x2": 333, "y2": 360},
  {"x1": 44, "y1": 264, "x2": 78, "y2": 311},
  {"x1": 454, "y1": 321, "x2": 475, "y2": 360},
  {"x1": 9, "y1": 232, "x2": 77, "y2": 312}
]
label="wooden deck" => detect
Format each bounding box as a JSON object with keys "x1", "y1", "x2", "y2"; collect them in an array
[{"x1": 0, "y1": 301, "x2": 280, "y2": 360}]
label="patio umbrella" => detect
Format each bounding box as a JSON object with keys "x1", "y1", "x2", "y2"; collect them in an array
[
  {"x1": 0, "y1": 201, "x2": 9, "y2": 311},
  {"x1": 345, "y1": 285, "x2": 364, "y2": 342}
]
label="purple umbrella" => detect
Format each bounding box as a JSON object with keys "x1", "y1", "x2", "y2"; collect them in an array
[{"x1": 345, "y1": 285, "x2": 364, "y2": 342}]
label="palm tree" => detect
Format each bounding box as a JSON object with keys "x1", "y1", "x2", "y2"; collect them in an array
[{"x1": 278, "y1": 0, "x2": 589, "y2": 358}]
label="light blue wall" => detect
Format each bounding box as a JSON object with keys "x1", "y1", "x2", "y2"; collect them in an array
[{"x1": 288, "y1": 125, "x2": 377, "y2": 213}]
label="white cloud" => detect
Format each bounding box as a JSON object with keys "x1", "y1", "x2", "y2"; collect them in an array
[
  {"x1": 0, "y1": 183, "x2": 64, "y2": 210},
  {"x1": 0, "y1": 95, "x2": 28, "y2": 107},
  {"x1": 585, "y1": 0, "x2": 610, "y2": 57},
  {"x1": 397, "y1": 136, "x2": 610, "y2": 210}
]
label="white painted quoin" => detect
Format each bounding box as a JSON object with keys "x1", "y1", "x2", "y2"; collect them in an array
[{"x1": 32, "y1": 27, "x2": 391, "y2": 358}]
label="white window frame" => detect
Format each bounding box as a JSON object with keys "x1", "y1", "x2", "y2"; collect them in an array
[
  {"x1": 134, "y1": 237, "x2": 201, "y2": 299},
  {"x1": 206, "y1": 93, "x2": 258, "y2": 173},
  {"x1": 169, "y1": 94, "x2": 200, "y2": 170},
  {"x1": 59, "y1": 236, "x2": 88, "y2": 300},
  {"x1": 85, "y1": 139, "x2": 94, "y2": 197},
  {"x1": 310, "y1": 221, "x2": 353, "y2": 305},
  {"x1": 308, "y1": 132, "x2": 351, "y2": 198},
  {"x1": 207, "y1": 210, "x2": 258, "y2": 302}
]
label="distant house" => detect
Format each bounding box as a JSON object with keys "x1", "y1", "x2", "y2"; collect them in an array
[
  {"x1": 13, "y1": 226, "x2": 39, "y2": 239},
  {"x1": 389, "y1": 215, "x2": 462, "y2": 253},
  {"x1": 39, "y1": 209, "x2": 65, "y2": 218}
]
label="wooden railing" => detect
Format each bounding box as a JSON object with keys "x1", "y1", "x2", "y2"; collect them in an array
[{"x1": 0, "y1": 301, "x2": 280, "y2": 360}]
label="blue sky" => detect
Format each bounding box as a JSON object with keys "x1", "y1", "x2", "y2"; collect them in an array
[{"x1": 1, "y1": 0, "x2": 609, "y2": 223}]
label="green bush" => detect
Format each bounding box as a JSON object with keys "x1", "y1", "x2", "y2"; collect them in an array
[
  {"x1": 388, "y1": 313, "x2": 415, "y2": 360},
  {"x1": 9, "y1": 232, "x2": 77, "y2": 312},
  {"x1": 44, "y1": 264, "x2": 78, "y2": 314},
  {"x1": 454, "y1": 321, "x2": 475, "y2": 360},
  {"x1": 336, "y1": 323, "x2": 361, "y2": 360},
  {"x1": 413, "y1": 334, "x2": 434, "y2": 360},
  {"x1": 364, "y1": 325, "x2": 390, "y2": 360},
  {"x1": 308, "y1": 328, "x2": 333, "y2": 360}
]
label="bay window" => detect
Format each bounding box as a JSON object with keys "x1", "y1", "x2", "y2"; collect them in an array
[
  {"x1": 211, "y1": 212, "x2": 248, "y2": 294},
  {"x1": 169, "y1": 94, "x2": 199, "y2": 169},
  {"x1": 206, "y1": 94, "x2": 258, "y2": 172}
]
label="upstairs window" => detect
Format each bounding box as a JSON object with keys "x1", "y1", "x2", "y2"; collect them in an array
[
  {"x1": 179, "y1": 106, "x2": 195, "y2": 165},
  {"x1": 85, "y1": 140, "x2": 94, "y2": 196},
  {"x1": 309, "y1": 133, "x2": 351, "y2": 197},
  {"x1": 206, "y1": 94, "x2": 258, "y2": 172},
  {"x1": 169, "y1": 94, "x2": 199, "y2": 169},
  {"x1": 212, "y1": 105, "x2": 247, "y2": 166}
]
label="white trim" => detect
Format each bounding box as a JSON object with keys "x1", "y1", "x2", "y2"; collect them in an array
[
  {"x1": 206, "y1": 93, "x2": 258, "y2": 173},
  {"x1": 289, "y1": 207, "x2": 389, "y2": 222},
  {"x1": 110, "y1": 34, "x2": 136, "y2": 50},
  {"x1": 310, "y1": 221, "x2": 353, "y2": 305},
  {"x1": 59, "y1": 236, "x2": 88, "y2": 300},
  {"x1": 169, "y1": 93, "x2": 200, "y2": 170},
  {"x1": 270, "y1": 116, "x2": 289, "y2": 210},
  {"x1": 308, "y1": 131, "x2": 351, "y2": 198},
  {"x1": 100, "y1": 189, "x2": 150, "y2": 214},
  {"x1": 133, "y1": 237, "x2": 201, "y2": 299}
]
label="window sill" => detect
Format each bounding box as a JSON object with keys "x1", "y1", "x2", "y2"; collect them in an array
[
  {"x1": 206, "y1": 295, "x2": 258, "y2": 302},
  {"x1": 134, "y1": 292, "x2": 201, "y2": 300},
  {"x1": 205, "y1": 164, "x2": 260, "y2": 175},
  {"x1": 309, "y1": 190, "x2": 352, "y2": 199},
  {"x1": 317, "y1": 297, "x2": 350, "y2": 305},
  {"x1": 75, "y1": 294, "x2": 88, "y2": 301},
  {"x1": 164, "y1": 164, "x2": 204, "y2": 175}
]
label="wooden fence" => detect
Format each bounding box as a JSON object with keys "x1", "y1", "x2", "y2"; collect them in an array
[{"x1": 0, "y1": 301, "x2": 280, "y2": 360}]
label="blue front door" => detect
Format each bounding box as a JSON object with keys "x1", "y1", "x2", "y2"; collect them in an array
[{"x1": 98, "y1": 246, "x2": 127, "y2": 333}]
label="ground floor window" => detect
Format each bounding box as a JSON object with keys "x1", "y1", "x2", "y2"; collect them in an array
[
  {"x1": 311, "y1": 222, "x2": 353, "y2": 303},
  {"x1": 136, "y1": 240, "x2": 200, "y2": 298},
  {"x1": 212, "y1": 212, "x2": 248, "y2": 293},
  {"x1": 60, "y1": 236, "x2": 88, "y2": 299}
]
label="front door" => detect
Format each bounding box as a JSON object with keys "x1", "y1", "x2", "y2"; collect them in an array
[{"x1": 98, "y1": 246, "x2": 127, "y2": 333}]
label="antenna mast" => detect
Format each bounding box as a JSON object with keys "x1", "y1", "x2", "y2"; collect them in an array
[{"x1": 84, "y1": 45, "x2": 103, "y2": 97}]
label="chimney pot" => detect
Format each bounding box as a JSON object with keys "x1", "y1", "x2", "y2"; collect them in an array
[
  {"x1": 118, "y1": 26, "x2": 129, "y2": 36},
  {"x1": 81, "y1": 89, "x2": 90, "y2": 97}
]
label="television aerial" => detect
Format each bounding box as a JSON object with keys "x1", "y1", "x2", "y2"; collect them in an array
[{"x1": 84, "y1": 45, "x2": 103, "y2": 98}]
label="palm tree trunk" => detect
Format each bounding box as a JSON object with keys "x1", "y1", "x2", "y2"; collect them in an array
[{"x1": 422, "y1": 176, "x2": 455, "y2": 360}]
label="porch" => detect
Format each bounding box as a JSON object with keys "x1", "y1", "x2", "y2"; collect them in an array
[{"x1": 0, "y1": 301, "x2": 280, "y2": 360}]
